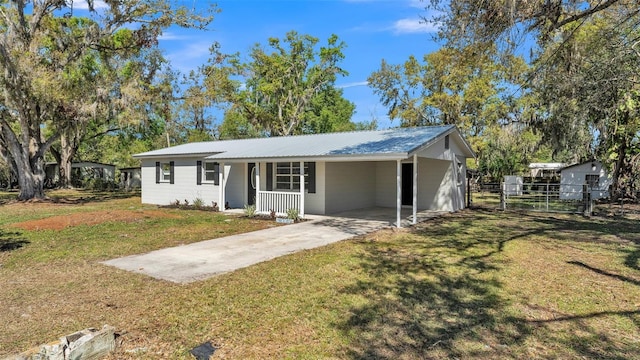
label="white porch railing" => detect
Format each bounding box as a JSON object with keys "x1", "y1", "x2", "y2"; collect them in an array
[{"x1": 257, "y1": 190, "x2": 301, "y2": 217}]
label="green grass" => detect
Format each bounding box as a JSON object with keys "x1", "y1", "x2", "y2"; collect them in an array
[{"x1": 1, "y1": 191, "x2": 639, "y2": 359}]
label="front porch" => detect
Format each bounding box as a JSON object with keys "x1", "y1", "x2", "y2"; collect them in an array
[{"x1": 219, "y1": 155, "x2": 465, "y2": 228}]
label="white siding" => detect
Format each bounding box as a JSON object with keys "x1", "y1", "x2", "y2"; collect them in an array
[
  {"x1": 376, "y1": 158, "x2": 466, "y2": 211},
  {"x1": 140, "y1": 158, "x2": 221, "y2": 206},
  {"x1": 224, "y1": 163, "x2": 244, "y2": 208},
  {"x1": 375, "y1": 158, "x2": 460, "y2": 212},
  {"x1": 560, "y1": 162, "x2": 611, "y2": 200},
  {"x1": 374, "y1": 161, "x2": 397, "y2": 208},
  {"x1": 419, "y1": 158, "x2": 456, "y2": 211},
  {"x1": 306, "y1": 161, "x2": 325, "y2": 214},
  {"x1": 325, "y1": 161, "x2": 376, "y2": 214}
]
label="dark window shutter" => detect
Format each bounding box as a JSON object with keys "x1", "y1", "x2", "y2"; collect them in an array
[
  {"x1": 169, "y1": 161, "x2": 175, "y2": 184},
  {"x1": 445, "y1": 135, "x2": 450, "y2": 150},
  {"x1": 214, "y1": 163, "x2": 220, "y2": 185},
  {"x1": 155, "y1": 162, "x2": 160, "y2": 184},
  {"x1": 266, "y1": 162, "x2": 273, "y2": 191},
  {"x1": 196, "y1": 161, "x2": 202, "y2": 185},
  {"x1": 306, "y1": 162, "x2": 316, "y2": 194}
]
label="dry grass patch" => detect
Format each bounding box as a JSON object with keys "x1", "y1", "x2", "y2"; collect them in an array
[{"x1": 12, "y1": 210, "x2": 181, "y2": 231}]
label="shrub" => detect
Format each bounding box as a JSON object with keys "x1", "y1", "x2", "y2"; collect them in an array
[
  {"x1": 286, "y1": 208, "x2": 299, "y2": 221},
  {"x1": 192, "y1": 197, "x2": 205, "y2": 209},
  {"x1": 244, "y1": 204, "x2": 256, "y2": 218}
]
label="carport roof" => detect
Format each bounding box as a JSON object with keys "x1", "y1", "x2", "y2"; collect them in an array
[{"x1": 134, "y1": 125, "x2": 474, "y2": 160}]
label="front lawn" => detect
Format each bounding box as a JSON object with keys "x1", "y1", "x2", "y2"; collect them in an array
[{"x1": 1, "y1": 192, "x2": 639, "y2": 359}]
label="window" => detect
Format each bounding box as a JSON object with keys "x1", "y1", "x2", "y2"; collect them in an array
[
  {"x1": 444, "y1": 135, "x2": 450, "y2": 150},
  {"x1": 196, "y1": 161, "x2": 219, "y2": 185},
  {"x1": 155, "y1": 161, "x2": 174, "y2": 184},
  {"x1": 585, "y1": 174, "x2": 599, "y2": 189},
  {"x1": 161, "y1": 163, "x2": 171, "y2": 182},
  {"x1": 203, "y1": 162, "x2": 218, "y2": 182},
  {"x1": 274, "y1": 162, "x2": 319, "y2": 191}
]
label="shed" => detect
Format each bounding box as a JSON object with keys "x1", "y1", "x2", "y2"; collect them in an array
[{"x1": 559, "y1": 161, "x2": 611, "y2": 200}]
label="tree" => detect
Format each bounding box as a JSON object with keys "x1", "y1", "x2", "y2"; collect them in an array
[
  {"x1": 0, "y1": 0, "x2": 214, "y2": 200},
  {"x1": 207, "y1": 31, "x2": 349, "y2": 136},
  {"x1": 368, "y1": 44, "x2": 530, "y2": 163},
  {"x1": 427, "y1": 0, "x2": 640, "y2": 197},
  {"x1": 529, "y1": 12, "x2": 640, "y2": 198},
  {"x1": 427, "y1": 0, "x2": 631, "y2": 52}
]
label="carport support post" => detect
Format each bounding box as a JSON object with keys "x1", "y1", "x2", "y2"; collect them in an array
[
  {"x1": 299, "y1": 161, "x2": 305, "y2": 218},
  {"x1": 412, "y1": 154, "x2": 417, "y2": 225},
  {"x1": 255, "y1": 162, "x2": 260, "y2": 214},
  {"x1": 219, "y1": 162, "x2": 225, "y2": 212},
  {"x1": 396, "y1": 159, "x2": 402, "y2": 228}
]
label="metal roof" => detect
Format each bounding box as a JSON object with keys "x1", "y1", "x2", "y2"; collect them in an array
[{"x1": 134, "y1": 125, "x2": 470, "y2": 160}]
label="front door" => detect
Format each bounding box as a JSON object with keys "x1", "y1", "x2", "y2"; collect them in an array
[
  {"x1": 247, "y1": 163, "x2": 256, "y2": 205},
  {"x1": 402, "y1": 163, "x2": 413, "y2": 206}
]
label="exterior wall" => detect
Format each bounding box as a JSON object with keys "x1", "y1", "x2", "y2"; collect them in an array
[
  {"x1": 374, "y1": 161, "x2": 397, "y2": 208},
  {"x1": 375, "y1": 158, "x2": 463, "y2": 212},
  {"x1": 140, "y1": 158, "x2": 221, "y2": 206},
  {"x1": 560, "y1": 162, "x2": 611, "y2": 200},
  {"x1": 419, "y1": 158, "x2": 456, "y2": 211},
  {"x1": 324, "y1": 161, "x2": 376, "y2": 214},
  {"x1": 73, "y1": 162, "x2": 116, "y2": 181},
  {"x1": 416, "y1": 133, "x2": 467, "y2": 161},
  {"x1": 224, "y1": 163, "x2": 244, "y2": 208},
  {"x1": 306, "y1": 161, "x2": 325, "y2": 214}
]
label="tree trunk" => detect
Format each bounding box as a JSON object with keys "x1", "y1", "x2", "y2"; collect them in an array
[
  {"x1": 1, "y1": 122, "x2": 50, "y2": 200},
  {"x1": 58, "y1": 133, "x2": 77, "y2": 188},
  {"x1": 16, "y1": 164, "x2": 46, "y2": 200},
  {"x1": 609, "y1": 136, "x2": 627, "y2": 202}
]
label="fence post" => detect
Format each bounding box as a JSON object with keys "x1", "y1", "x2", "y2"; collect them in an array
[
  {"x1": 466, "y1": 176, "x2": 471, "y2": 208},
  {"x1": 546, "y1": 183, "x2": 549, "y2": 211},
  {"x1": 582, "y1": 184, "x2": 592, "y2": 216},
  {"x1": 500, "y1": 182, "x2": 506, "y2": 210}
]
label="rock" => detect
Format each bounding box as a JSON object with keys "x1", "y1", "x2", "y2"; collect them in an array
[
  {"x1": 190, "y1": 342, "x2": 217, "y2": 360},
  {"x1": 4, "y1": 325, "x2": 116, "y2": 360}
]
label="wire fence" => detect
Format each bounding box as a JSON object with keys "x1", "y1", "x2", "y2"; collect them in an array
[{"x1": 470, "y1": 182, "x2": 639, "y2": 216}]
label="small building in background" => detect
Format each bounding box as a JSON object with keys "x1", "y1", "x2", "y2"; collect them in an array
[
  {"x1": 559, "y1": 161, "x2": 611, "y2": 200},
  {"x1": 120, "y1": 167, "x2": 141, "y2": 190},
  {"x1": 529, "y1": 162, "x2": 565, "y2": 180},
  {"x1": 45, "y1": 161, "x2": 116, "y2": 187}
]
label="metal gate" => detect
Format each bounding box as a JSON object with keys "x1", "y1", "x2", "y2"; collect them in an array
[{"x1": 471, "y1": 182, "x2": 607, "y2": 214}]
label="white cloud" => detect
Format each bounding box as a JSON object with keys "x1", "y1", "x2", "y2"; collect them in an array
[
  {"x1": 392, "y1": 18, "x2": 438, "y2": 34},
  {"x1": 165, "y1": 40, "x2": 213, "y2": 74},
  {"x1": 338, "y1": 81, "x2": 369, "y2": 89},
  {"x1": 158, "y1": 32, "x2": 190, "y2": 41},
  {"x1": 71, "y1": 0, "x2": 109, "y2": 10}
]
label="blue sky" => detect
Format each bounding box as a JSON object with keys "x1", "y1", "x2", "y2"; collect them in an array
[
  {"x1": 157, "y1": 0, "x2": 442, "y2": 129},
  {"x1": 71, "y1": 0, "x2": 442, "y2": 129}
]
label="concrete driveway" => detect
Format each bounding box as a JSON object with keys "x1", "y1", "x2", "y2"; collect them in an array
[{"x1": 102, "y1": 207, "x2": 442, "y2": 283}]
